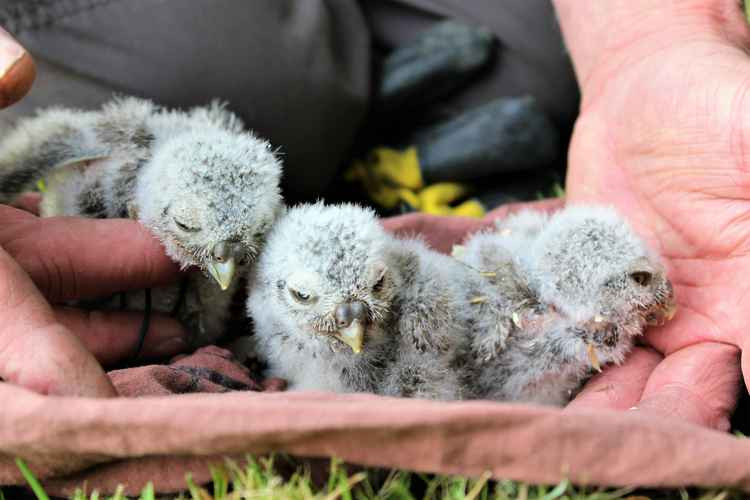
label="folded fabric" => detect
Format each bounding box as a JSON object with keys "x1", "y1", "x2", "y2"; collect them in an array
[
  {"x1": 2, "y1": 362, "x2": 750, "y2": 497},
  {"x1": 4, "y1": 202, "x2": 746, "y2": 497}
]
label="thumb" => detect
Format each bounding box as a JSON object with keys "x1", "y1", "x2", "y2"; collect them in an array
[
  {"x1": 636, "y1": 342, "x2": 740, "y2": 431},
  {"x1": 0, "y1": 246, "x2": 115, "y2": 397},
  {"x1": 0, "y1": 27, "x2": 34, "y2": 108}
]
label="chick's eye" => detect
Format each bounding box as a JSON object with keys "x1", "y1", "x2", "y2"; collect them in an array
[
  {"x1": 289, "y1": 288, "x2": 314, "y2": 304},
  {"x1": 630, "y1": 271, "x2": 652, "y2": 287},
  {"x1": 372, "y1": 273, "x2": 386, "y2": 293},
  {"x1": 173, "y1": 217, "x2": 201, "y2": 233}
]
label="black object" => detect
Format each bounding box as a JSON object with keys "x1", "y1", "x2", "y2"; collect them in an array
[
  {"x1": 131, "y1": 287, "x2": 152, "y2": 364},
  {"x1": 411, "y1": 96, "x2": 560, "y2": 184},
  {"x1": 377, "y1": 20, "x2": 497, "y2": 113},
  {"x1": 1, "y1": 0, "x2": 371, "y2": 202}
]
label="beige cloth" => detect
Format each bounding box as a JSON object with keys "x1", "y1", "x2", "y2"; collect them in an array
[
  {"x1": 0, "y1": 346, "x2": 748, "y2": 496},
  {"x1": 3, "y1": 203, "x2": 747, "y2": 496}
]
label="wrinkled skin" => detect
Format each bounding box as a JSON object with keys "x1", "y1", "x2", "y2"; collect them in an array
[
  {"x1": 556, "y1": 0, "x2": 750, "y2": 430},
  {"x1": 389, "y1": 0, "x2": 750, "y2": 430},
  {"x1": 3, "y1": 0, "x2": 750, "y2": 423},
  {"x1": 0, "y1": 28, "x2": 187, "y2": 397}
]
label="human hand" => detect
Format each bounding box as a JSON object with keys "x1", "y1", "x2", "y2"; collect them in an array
[
  {"x1": 382, "y1": 199, "x2": 563, "y2": 254},
  {"x1": 0, "y1": 205, "x2": 187, "y2": 397},
  {"x1": 554, "y1": 0, "x2": 750, "y2": 429},
  {"x1": 0, "y1": 31, "x2": 188, "y2": 397},
  {"x1": 0, "y1": 27, "x2": 35, "y2": 108}
]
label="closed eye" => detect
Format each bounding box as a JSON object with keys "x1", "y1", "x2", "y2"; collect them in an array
[{"x1": 173, "y1": 217, "x2": 201, "y2": 233}]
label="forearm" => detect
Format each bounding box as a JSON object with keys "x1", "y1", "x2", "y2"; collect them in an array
[{"x1": 552, "y1": 0, "x2": 749, "y2": 97}]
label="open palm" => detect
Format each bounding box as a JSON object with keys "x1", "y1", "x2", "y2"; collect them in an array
[{"x1": 563, "y1": 5, "x2": 750, "y2": 428}]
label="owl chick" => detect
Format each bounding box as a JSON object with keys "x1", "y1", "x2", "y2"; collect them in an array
[
  {"x1": 461, "y1": 205, "x2": 676, "y2": 405},
  {"x1": 0, "y1": 96, "x2": 283, "y2": 289},
  {"x1": 0, "y1": 97, "x2": 283, "y2": 347},
  {"x1": 247, "y1": 202, "x2": 476, "y2": 399}
]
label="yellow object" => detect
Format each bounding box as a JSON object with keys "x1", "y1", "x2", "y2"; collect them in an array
[
  {"x1": 345, "y1": 146, "x2": 485, "y2": 218},
  {"x1": 36, "y1": 179, "x2": 47, "y2": 192}
]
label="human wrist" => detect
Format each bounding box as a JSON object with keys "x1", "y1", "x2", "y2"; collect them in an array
[{"x1": 552, "y1": 0, "x2": 750, "y2": 100}]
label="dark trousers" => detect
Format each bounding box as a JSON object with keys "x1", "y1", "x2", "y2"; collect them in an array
[{"x1": 0, "y1": 0, "x2": 577, "y2": 200}]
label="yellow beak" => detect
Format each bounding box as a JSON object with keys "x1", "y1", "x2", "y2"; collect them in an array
[
  {"x1": 207, "y1": 257, "x2": 236, "y2": 291},
  {"x1": 335, "y1": 320, "x2": 365, "y2": 354}
]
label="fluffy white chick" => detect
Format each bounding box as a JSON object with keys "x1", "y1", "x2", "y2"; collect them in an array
[
  {"x1": 247, "y1": 202, "x2": 475, "y2": 399},
  {"x1": 0, "y1": 97, "x2": 283, "y2": 347},
  {"x1": 0, "y1": 96, "x2": 282, "y2": 289},
  {"x1": 463, "y1": 206, "x2": 676, "y2": 405}
]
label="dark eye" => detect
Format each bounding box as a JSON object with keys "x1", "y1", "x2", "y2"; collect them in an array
[
  {"x1": 372, "y1": 272, "x2": 386, "y2": 293},
  {"x1": 630, "y1": 271, "x2": 652, "y2": 287},
  {"x1": 290, "y1": 288, "x2": 313, "y2": 304},
  {"x1": 173, "y1": 218, "x2": 201, "y2": 233}
]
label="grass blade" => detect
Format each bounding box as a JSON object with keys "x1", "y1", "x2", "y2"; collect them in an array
[
  {"x1": 540, "y1": 479, "x2": 569, "y2": 500},
  {"x1": 140, "y1": 482, "x2": 155, "y2": 500},
  {"x1": 15, "y1": 458, "x2": 49, "y2": 500},
  {"x1": 465, "y1": 472, "x2": 491, "y2": 500}
]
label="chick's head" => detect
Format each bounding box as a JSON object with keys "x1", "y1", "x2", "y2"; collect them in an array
[
  {"x1": 528, "y1": 205, "x2": 676, "y2": 338},
  {"x1": 256, "y1": 202, "x2": 398, "y2": 354},
  {"x1": 136, "y1": 128, "x2": 283, "y2": 289}
]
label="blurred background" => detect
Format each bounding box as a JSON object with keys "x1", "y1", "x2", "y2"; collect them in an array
[{"x1": 0, "y1": 0, "x2": 579, "y2": 214}]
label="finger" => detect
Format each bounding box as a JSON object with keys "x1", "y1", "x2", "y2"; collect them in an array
[
  {"x1": 739, "y1": 336, "x2": 750, "y2": 397},
  {"x1": 53, "y1": 307, "x2": 189, "y2": 367},
  {"x1": 0, "y1": 205, "x2": 180, "y2": 302},
  {"x1": 381, "y1": 199, "x2": 565, "y2": 255},
  {"x1": 565, "y1": 346, "x2": 662, "y2": 411},
  {"x1": 635, "y1": 342, "x2": 740, "y2": 431},
  {"x1": 0, "y1": 27, "x2": 35, "y2": 108},
  {"x1": 10, "y1": 192, "x2": 41, "y2": 214},
  {"x1": 382, "y1": 213, "x2": 489, "y2": 254},
  {"x1": 483, "y1": 198, "x2": 565, "y2": 222},
  {"x1": 0, "y1": 246, "x2": 115, "y2": 397}
]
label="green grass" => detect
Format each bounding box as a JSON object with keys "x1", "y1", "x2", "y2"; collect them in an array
[
  {"x1": 7, "y1": 456, "x2": 742, "y2": 500},
  {"x1": 535, "y1": 180, "x2": 565, "y2": 201}
]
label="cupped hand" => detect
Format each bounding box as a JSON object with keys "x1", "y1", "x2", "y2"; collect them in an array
[
  {"x1": 386, "y1": 1, "x2": 750, "y2": 429},
  {"x1": 0, "y1": 32, "x2": 187, "y2": 396},
  {"x1": 556, "y1": 0, "x2": 750, "y2": 429},
  {"x1": 0, "y1": 205, "x2": 188, "y2": 396}
]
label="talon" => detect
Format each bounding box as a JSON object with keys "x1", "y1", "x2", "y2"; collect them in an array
[
  {"x1": 586, "y1": 343, "x2": 602, "y2": 373},
  {"x1": 664, "y1": 303, "x2": 677, "y2": 321},
  {"x1": 511, "y1": 312, "x2": 522, "y2": 329}
]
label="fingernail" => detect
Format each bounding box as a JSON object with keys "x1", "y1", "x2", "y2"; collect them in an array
[
  {"x1": 628, "y1": 406, "x2": 639, "y2": 411},
  {"x1": 0, "y1": 28, "x2": 25, "y2": 79},
  {"x1": 152, "y1": 337, "x2": 188, "y2": 357}
]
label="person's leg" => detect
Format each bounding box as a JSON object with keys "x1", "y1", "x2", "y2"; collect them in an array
[
  {"x1": 360, "y1": 0, "x2": 579, "y2": 129},
  {"x1": 1, "y1": 0, "x2": 371, "y2": 200}
]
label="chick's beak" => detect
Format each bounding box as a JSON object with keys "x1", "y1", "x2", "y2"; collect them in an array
[
  {"x1": 207, "y1": 257, "x2": 236, "y2": 291},
  {"x1": 335, "y1": 320, "x2": 365, "y2": 354},
  {"x1": 207, "y1": 241, "x2": 243, "y2": 290},
  {"x1": 334, "y1": 301, "x2": 368, "y2": 354}
]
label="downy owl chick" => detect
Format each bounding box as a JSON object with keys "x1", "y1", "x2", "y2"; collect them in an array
[
  {"x1": 247, "y1": 202, "x2": 473, "y2": 399},
  {"x1": 0, "y1": 97, "x2": 283, "y2": 346},
  {"x1": 462, "y1": 205, "x2": 676, "y2": 405}
]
